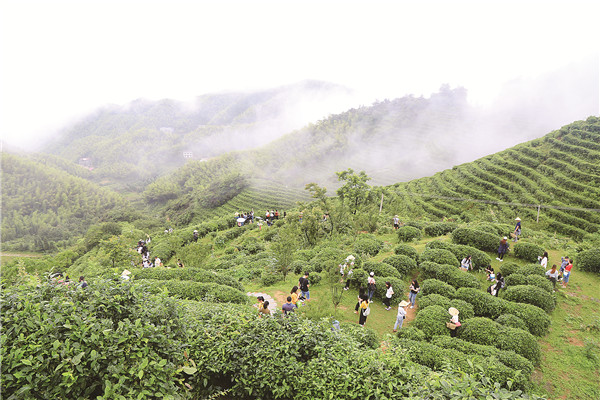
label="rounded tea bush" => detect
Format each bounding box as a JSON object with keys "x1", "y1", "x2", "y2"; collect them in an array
[
  {"x1": 515, "y1": 263, "x2": 546, "y2": 277},
  {"x1": 419, "y1": 261, "x2": 481, "y2": 290},
  {"x1": 453, "y1": 287, "x2": 506, "y2": 319},
  {"x1": 513, "y1": 242, "x2": 545, "y2": 263},
  {"x1": 418, "y1": 294, "x2": 475, "y2": 320},
  {"x1": 353, "y1": 236, "x2": 383, "y2": 257},
  {"x1": 420, "y1": 279, "x2": 456, "y2": 298},
  {"x1": 526, "y1": 274, "x2": 553, "y2": 293},
  {"x1": 419, "y1": 248, "x2": 458, "y2": 267},
  {"x1": 423, "y1": 222, "x2": 457, "y2": 237},
  {"x1": 576, "y1": 248, "x2": 600, "y2": 273},
  {"x1": 504, "y1": 273, "x2": 527, "y2": 287},
  {"x1": 414, "y1": 305, "x2": 451, "y2": 339},
  {"x1": 501, "y1": 285, "x2": 556, "y2": 313},
  {"x1": 375, "y1": 276, "x2": 405, "y2": 300},
  {"x1": 495, "y1": 314, "x2": 528, "y2": 332},
  {"x1": 393, "y1": 243, "x2": 419, "y2": 261},
  {"x1": 397, "y1": 226, "x2": 422, "y2": 242},
  {"x1": 383, "y1": 254, "x2": 417, "y2": 276},
  {"x1": 499, "y1": 262, "x2": 520, "y2": 277},
  {"x1": 503, "y1": 301, "x2": 551, "y2": 337},
  {"x1": 451, "y1": 228, "x2": 498, "y2": 252},
  {"x1": 362, "y1": 261, "x2": 401, "y2": 279},
  {"x1": 396, "y1": 326, "x2": 426, "y2": 341}
]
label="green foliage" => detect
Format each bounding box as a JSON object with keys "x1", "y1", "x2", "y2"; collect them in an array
[
  {"x1": 451, "y1": 228, "x2": 499, "y2": 252},
  {"x1": 419, "y1": 261, "x2": 481, "y2": 289},
  {"x1": 576, "y1": 248, "x2": 600, "y2": 273},
  {"x1": 139, "y1": 279, "x2": 249, "y2": 304},
  {"x1": 0, "y1": 281, "x2": 189, "y2": 398},
  {"x1": 260, "y1": 270, "x2": 284, "y2": 287},
  {"x1": 419, "y1": 248, "x2": 459, "y2": 266},
  {"x1": 134, "y1": 267, "x2": 244, "y2": 291},
  {"x1": 499, "y1": 262, "x2": 520, "y2": 277},
  {"x1": 335, "y1": 168, "x2": 371, "y2": 214},
  {"x1": 495, "y1": 314, "x2": 529, "y2": 332},
  {"x1": 423, "y1": 222, "x2": 457, "y2": 237},
  {"x1": 397, "y1": 225, "x2": 422, "y2": 242},
  {"x1": 501, "y1": 285, "x2": 556, "y2": 313},
  {"x1": 418, "y1": 293, "x2": 475, "y2": 320},
  {"x1": 339, "y1": 323, "x2": 378, "y2": 349},
  {"x1": 353, "y1": 236, "x2": 383, "y2": 257},
  {"x1": 374, "y1": 276, "x2": 405, "y2": 300},
  {"x1": 382, "y1": 254, "x2": 418, "y2": 276},
  {"x1": 453, "y1": 287, "x2": 506, "y2": 319},
  {"x1": 413, "y1": 305, "x2": 451, "y2": 340},
  {"x1": 505, "y1": 273, "x2": 528, "y2": 287},
  {"x1": 396, "y1": 327, "x2": 426, "y2": 341},
  {"x1": 513, "y1": 242, "x2": 545, "y2": 263},
  {"x1": 310, "y1": 247, "x2": 346, "y2": 273},
  {"x1": 457, "y1": 317, "x2": 541, "y2": 364},
  {"x1": 420, "y1": 279, "x2": 457, "y2": 299},
  {"x1": 393, "y1": 243, "x2": 419, "y2": 261},
  {"x1": 525, "y1": 274, "x2": 554, "y2": 293},
  {"x1": 362, "y1": 261, "x2": 401, "y2": 279},
  {"x1": 425, "y1": 240, "x2": 491, "y2": 270},
  {"x1": 516, "y1": 263, "x2": 546, "y2": 277}
]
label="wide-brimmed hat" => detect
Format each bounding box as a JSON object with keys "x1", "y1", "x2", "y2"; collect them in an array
[
  {"x1": 448, "y1": 307, "x2": 459, "y2": 316},
  {"x1": 122, "y1": 269, "x2": 131, "y2": 275},
  {"x1": 369, "y1": 271, "x2": 375, "y2": 277},
  {"x1": 515, "y1": 217, "x2": 521, "y2": 221},
  {"x1": 399, "y1": 300, "x2": 409, "y2": 307}
]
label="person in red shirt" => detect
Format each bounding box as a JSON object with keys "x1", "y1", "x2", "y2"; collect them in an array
[{"x1": 562, "y1": 259, "x2": 573, "y2": 288}]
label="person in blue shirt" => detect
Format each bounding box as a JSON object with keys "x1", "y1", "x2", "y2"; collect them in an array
[{"x1": 513, "y1": 217, "x2": 522, "y2": 242}]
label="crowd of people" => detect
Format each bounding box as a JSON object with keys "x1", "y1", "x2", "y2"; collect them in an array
[{"x1": 234, "y1": 209, "x2": 288, "y2": 228}]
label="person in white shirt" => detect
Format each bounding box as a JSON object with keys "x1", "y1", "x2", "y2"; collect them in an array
[
  {"x1": 393, "y1": 300, "x2": 409, "y2": 332},
  {"x1": 383, "y1": 281, "x2": 394, "y2": 310}
]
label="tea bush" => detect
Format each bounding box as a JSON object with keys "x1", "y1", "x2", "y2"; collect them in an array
[
  {"x1": 353, "y1": 236, "x2": 383, "y2": 257},
  {"x1": 505, "y1": 273, "x2": 528, "y2": 287},
  {"x1": 413, "y1": 304, "x2": 451, "y2": 339},
  {"x1": 139, "y1": 279, "x2": 249, "y2": 304},
  {"x1": 374, "y1": 276, "x2": 405, "y2": 301},
  {"x1": 495, "y1": 314, "x2": 529, "y2": 332},
  {"x1": 362, "y1": 261, "x2": 401, "y2": 278},
  {"x1": 418, "y1": 293, "x2": 475, "y2": 320},
  {"x1": 425, "y1": 241, "x2": 491, "y2": 270},
  {"x1": 423, "y1": 222, "x2": 457, "y2": 237},
  {"x1": 397, "y1": 226, "x2": 422, "y2": 242},
  {"x1": 502, "y1": 301, "x2": 551, "y2": 337},
  {"x1": 499, "y1": 262, "x2": 520, "y2": 277},
  {"x1": 420, "y1": 261, "x2": 481, "y2": 289},
  {"x1": 339, "y1": 322, "x2": 378, "y2": 349},
  {"x1": 501, "y1": 285, "x2": 556, "y2": 313},
  {"x1": 420, "y1": 279, "x2": 457, "y2": 298},
  {"x1": 576, "y1": 248, "x2": 600, "y2": 273},
  {"x1": 515, "y1": 263, "x2": 546, "y2": 277},
  {"x1": 396, "y1": 326, "x2": 426, "y2": 341},
  {"x1": 382, "y1": 254, "x2": 418, "y2": 276},
  {"x1": 457, "y1": 317, "x2": 541, "y2": 364},
  {"x1": 454, "y1": 287, "x2": 506, "y2": 319},
  {"x1": 513, "y1": 242, "x2": 545, "y2": 263},
  {"x1": 349, "y1": 268, "x2": 369, "y2": 289},
  {"x1": 419, "y1": 248, "x2": 459, "y2": 266},
  {"x1": 393, "y1": 243, "x2": 419, "y2": 261},
  {"x1": 134, "y1": 267, "x2": 244, "y2": 291},
  {"x1": 525, "y1": 274, "x2": 553, "y2": 293},
  {"x1": 451, "y1": 228, "x2": 498, "y2": 252},
  {"x1": 310, "y1": 247, "x2": 346, "y2": 272}
]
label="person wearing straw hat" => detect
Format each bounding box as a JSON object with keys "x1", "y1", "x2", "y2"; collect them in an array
[
  {"x1": 513, "y1": 217, "x2": 522, "y2": 242},
  {"x1": 393, "y1": 215, "x2": 400, "y2": 230},
  {"x1": 121, "y1": 269, "x2": 131, "y2": 281},
  {"x1": 393, "y1": 300, "x2": 409, "y2": 332},
  {"x1": 447, "y1": 307, "x2": 461, "y2": 337}
]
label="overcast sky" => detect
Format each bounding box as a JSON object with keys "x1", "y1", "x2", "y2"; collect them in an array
[{"x1": 1, "y1": 0, "x2": 598, "y2": 149}]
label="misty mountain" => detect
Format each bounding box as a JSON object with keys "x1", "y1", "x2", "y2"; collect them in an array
[{"x1": 42, "y1": 80, "x2": 354, "y2": 190}]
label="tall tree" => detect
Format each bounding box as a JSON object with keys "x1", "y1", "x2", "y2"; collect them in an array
[{"x1": 336, "y1": 168, "x2": 372, "y2": 214}]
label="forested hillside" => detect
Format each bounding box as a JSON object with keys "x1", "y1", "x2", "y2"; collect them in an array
[
  {"x1": 0, "y1": 153, "x2": 134, "y2": 251},
  {"x1": 384, "y1": 116, "x2": 600, "y2": 240}
]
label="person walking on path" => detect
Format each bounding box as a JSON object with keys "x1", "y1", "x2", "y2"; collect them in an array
[
  {"x1": 367, "y1": 272, "x2": 376, "y2": 302},
  {"x1": 513, "y1": 217, "x2": 522, "y2": 242},
  {"x1": 393, "y1": 300, "x2": 409, "y2": 332},
  {"x1": 496, "y1": 237, "x2": 509, "y2": 261},
  {"x1": 408, "y1": 280, "x2": 420, "y2": 309},
  {"x1": 383, "y1": 281, "x2": 394, "y2": 310},
  {"x1": 299, "y1": 272, "x2": 310, "y2": 300},
  {"x1": 290, "y1": 286, "x2": 299, "y2": 308}
]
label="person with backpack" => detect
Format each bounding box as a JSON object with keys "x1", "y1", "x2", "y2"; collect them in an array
[
  {"x1": 367, "y1": 272, "x2": 376, "y2": 302},
  {"x1": 299, "y1": 272, "x2": 310, "y2": 300}
]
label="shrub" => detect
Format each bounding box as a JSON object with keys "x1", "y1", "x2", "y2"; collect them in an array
[
  {"x1": 454, "y1": 287, "x2": 506, "y2": 319},
  {"x1": 294, "y1": 249, "x2": 317, "y2": 262},
  {"x1": 374, "y1": 276, "x2": 405, "y2": 301},
  {"x1": 418, "y1": 294, "x2": 475, "y2": 320},
  {"x1": 419, "y1": 248, "x2": 458, "y2": 266},
  {"x1": 504, "y1": 273, "x2": 527, "y2": 287},
  {"x1": 526, "y1": 274, "x2": 554, "y2": 293},
  {"x1": 382, "y1": 254, "x2": 417, "y2": 276},
  {"x1": 310, "y1": 248, "x2": 346, "y2": 273},
  {"x1": 503, "y1": 301, "x2": 550, "y2": 337},
  {"x1": 501, "y1": 285, "x2": 556, "y2": 313},
  {"x1": 577, "y1": 248, "x2": 600, "y2": 273},
  {"x1": 451, "y1": 228, "x2": 498, "y2": 252},
  {"x1": 515, "y1": 263, "x2": 546, "y2": 277},
  {"x1": 499, "y1": 262, "x2": 520, "y2": 277},
  {"x1": 413, "y1": 305, "x2": 451, "y2": 339},
  {"x1": 139, "y1": 279, "x2": 249, "y2": 304},
  {"x1": 425, "y1": 241, "x2": 490, "y2": 271},
  {"x1": 423, "y1": 222, "x2": 457, "y2": 237},
  {"x1": 135, "y1": 267, "x2": 244, "y2": 291},
  {"x1": 397, "y1": 226, "x2": 422, "y2": 242},
  {"x1": 420, "y1": 279, "x2": 456, "y2": 298},
  {"x1": 309, "y1": 272, "x2": 322, "y2": 285},
  {"x1": 393, "y1": 244, "x2": 419, "y2": 261},
  {"x1": 362, "y1": 261, "x2": 401, "y2": 279},
  {"x1": 419, "y1": 261, "x2": 481, "y2": 289},
  {"x1": 260, "y1": 271, "x2": 284, "y2": 286},
  {"x1": 513, "y1": 242, "x2": 545, "y2": 263},
  {"x1": 340, "y1": 323, "x2": 378, "y2": 349},
  {"x1": 396, "y1": 327, "x2": 426, "y2": 341},
  {"x1": 349, "y1": 268, "x2": 369, "y2": 289},
  {"x1": 457, "y1": 317, "x2": 541, "y2": 364},
  {"x1": 495, "y1": 314, "x2": 529, "y2": 332},
  {"x1": 353, "y1": 236, "x2": 383, "y2": 257}
]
